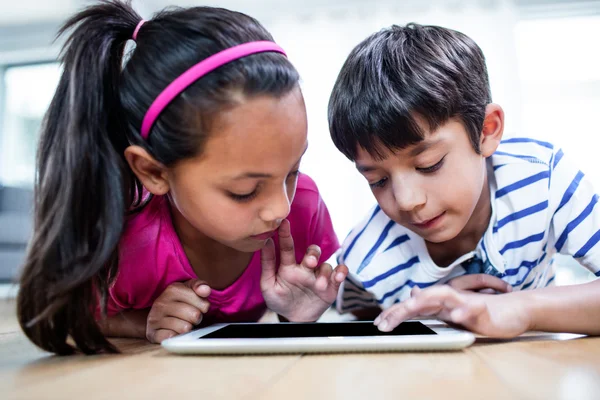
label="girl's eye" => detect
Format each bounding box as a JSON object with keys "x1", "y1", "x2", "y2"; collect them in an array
[
  {"x1": 229, "y1": 190, "x2": 258, "y2": 202},
  {"x1": 369, "y1": 177, "x2": 388, "y2": 189},
  {"x1": 417, "y1": 156, "x2": 445, "y2": 173},
  {"x1": 230, "y1": 170, "x2": 299, "y2": 202}
]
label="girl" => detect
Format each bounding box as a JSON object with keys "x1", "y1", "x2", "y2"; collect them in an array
[{"x1": 17, "y1": 0, "x2": 347, "y2": 355}]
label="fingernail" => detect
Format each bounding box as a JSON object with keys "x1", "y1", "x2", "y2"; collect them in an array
[
  {"x1": 336, "y1": 272, "x2": 344, "y2": 281},
  {"x1": 374, "y1": 315, "x2": 381, "y2": 325},
  {"x1": 308, "y1": 256, "x2": 317, "y2": 263},
  {"x1": 196, "y1": 285, "x2": 210, "y2": 295},
  {"x1": 405, "y1": 298, "x2": 416, "y2": 309},
  {"x1": 378, "y1": 320, "x2": 389, "y2": 331},
  {"x1": 506, "y1": 285, "x2": 513, "y2": 292}
]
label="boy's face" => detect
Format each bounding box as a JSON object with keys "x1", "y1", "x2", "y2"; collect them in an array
[{"x1": 354, "y1": 117, "x2": 491, "y2": 244}]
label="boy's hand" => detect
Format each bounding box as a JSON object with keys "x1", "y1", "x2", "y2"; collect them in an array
[
  {"x1": 146, "y1": 279, "x2": 211, "y2": 343},
  {"x1": 447, "y1": 274, "x2": 513, "y2": 294},
  {"x1": 260, "y1": 219, "x2": 348, "y2": 322},
  {"x1": 373, "y1": 285, "x2": 531, "y2": 338}
]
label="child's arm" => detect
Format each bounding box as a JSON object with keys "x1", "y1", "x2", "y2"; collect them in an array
[
  {"x1": 373, "y1": 280, "x2": 600, "y2": 336},
  {"x1": 526, "y1": 279, "x2": 600, "y2": 334},
  {"x1": 98, "y1": 309, "x2": 150, "y2": 339},
  {"x1": 98, "y1": 279, "x2": 211, "y2": 343}
]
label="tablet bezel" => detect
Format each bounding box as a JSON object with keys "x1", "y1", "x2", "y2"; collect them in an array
[{"x1": 161, "y1": 320, "x2": 475, "y2": 354}]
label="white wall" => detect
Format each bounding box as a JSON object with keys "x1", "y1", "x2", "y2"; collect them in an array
[{"x1": 1, "y1": 0, "x2": 599, "y2": 244}]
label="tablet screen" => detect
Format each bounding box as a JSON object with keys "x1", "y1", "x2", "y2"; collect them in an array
[{"x1": 202, "y1": 321, "x2": 436, "y2": 339}]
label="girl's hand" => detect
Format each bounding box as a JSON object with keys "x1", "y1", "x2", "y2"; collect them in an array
[
  {"x1": 146, "y1": 279, "x2": 211, "y2": 343},
  {"x1": 260, "y1": 219, "x2": 348, "y2": 322},
  {"x1": 373, "y1": 285, "x2": 532, "y2": 338}
]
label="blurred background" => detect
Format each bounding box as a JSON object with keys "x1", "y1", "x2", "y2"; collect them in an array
[{"x1": 0, "y1": 0, "x2": 598, "y2": 287}]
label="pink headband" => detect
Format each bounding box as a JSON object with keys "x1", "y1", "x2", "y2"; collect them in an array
[
  {"x1": 139, "y1": 41, "x2": 287, "y2": 139},
  {"x1": 132, "y1": 20, "x2": 146, "y2": 41}
]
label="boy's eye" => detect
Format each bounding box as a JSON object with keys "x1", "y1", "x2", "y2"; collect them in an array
[
  {"x1": 229, "y1": 190, "x2": 258, "y2": 202},
  {"x1": 369, "y1": 177, "x2": 388, "y2": 189},
  {"x1": 416, "y1": 156, "x2": 445, "y2": 173},
  {"x1": 287, "y1": 170, "x2": 300, "y2": 179}
]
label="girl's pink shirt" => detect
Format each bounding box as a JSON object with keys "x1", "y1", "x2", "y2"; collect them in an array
[{"x1": 103, "y1": 173, "x2": 339, "y2": 325}]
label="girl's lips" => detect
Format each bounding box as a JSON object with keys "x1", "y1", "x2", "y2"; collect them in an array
[{"x1": 251, "y1": 230, "x2": 276, "y2": 240}]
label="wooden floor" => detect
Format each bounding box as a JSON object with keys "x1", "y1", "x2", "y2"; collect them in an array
[{"x1": 2, "y1": 298, "x2": 600, "y2": 400}]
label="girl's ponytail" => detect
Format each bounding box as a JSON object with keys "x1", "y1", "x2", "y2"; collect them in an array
[{"x1": 17, "y1": 0, "x2": 141, "y2": 354}]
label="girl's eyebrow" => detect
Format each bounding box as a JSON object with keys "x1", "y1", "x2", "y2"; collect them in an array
[
  {"x1": 232, "y1": 172, "x2": 273, "y2": 180},
  {"x1": 231, "y1": 143, "x2": 308, "y2": 180}
]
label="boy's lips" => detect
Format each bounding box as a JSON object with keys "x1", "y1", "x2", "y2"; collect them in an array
[{"x1": 411, "y1": 212, "x2": 445, "y2": 229}]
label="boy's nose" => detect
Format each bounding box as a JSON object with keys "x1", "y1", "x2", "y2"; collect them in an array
[{"x1": 393, "y1": 181, "x2": 425, "y2": 212}]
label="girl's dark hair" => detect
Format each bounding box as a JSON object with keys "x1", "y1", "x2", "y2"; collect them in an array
[
  {"x1": 328, "y1": 23, "x2": 491, "y2": 160},
  {"x1": 17, "y1": 0, "x2": 299, "y2": 355}
]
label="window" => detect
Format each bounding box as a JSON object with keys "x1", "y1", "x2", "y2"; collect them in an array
[
  {"x1": 0, "y1": 62, "x2": 60, "y2": 187},
  {"x1": 515, "y1": 15, "x2": 600, "y2": 285}
]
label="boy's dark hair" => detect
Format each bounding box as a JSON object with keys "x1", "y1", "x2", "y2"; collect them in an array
[
  {"x1": 17, "y1": 0, "x2": 299, "y2": 355},
  {"x1": 328, "y1": 23, "x2": 491, "y2": 160}
]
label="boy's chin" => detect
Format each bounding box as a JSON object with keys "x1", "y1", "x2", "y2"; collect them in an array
[{"x1": 417, "y1": 226, "x2": 461, "y2": 244}]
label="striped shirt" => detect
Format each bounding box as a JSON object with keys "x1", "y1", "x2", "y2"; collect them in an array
[{"x1": 336, "y1": 138, "x2": 600, "y2": 313}]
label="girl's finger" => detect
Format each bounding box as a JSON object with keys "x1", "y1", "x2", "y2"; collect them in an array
[
  {"x1": 330, "y1": 264, "x2": 348, "y2": 286},
  {"x1": 277, "y1": 219, "x2": 296, "y2": 266},
  {"x1": 165, "y1": 303, "x2": 206, "y2": 325},
  {"x1": 158, "y1": 316, "x2": 195, "y2": 334},
  {"x1": 301, "y1": 245, "x2": 321, "y2": 270},
  {"x1": 260, "y1": 238, "x2": 277, "y2": 289},
  {"x1": 314, "y1": 262, "x2": 332, "y2": 291},
  {"x1": 149, "y1": 328, "x2": 178, "y2": 344}
]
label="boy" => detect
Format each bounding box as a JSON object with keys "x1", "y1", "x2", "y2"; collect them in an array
[{"x1": 328, "y1": 23, "x2": 600, "y2": 337}]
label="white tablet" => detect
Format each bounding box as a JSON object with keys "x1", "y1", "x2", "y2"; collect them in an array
[{"x1": 161, "y1": 320, "x2": 475, "y2": 354}]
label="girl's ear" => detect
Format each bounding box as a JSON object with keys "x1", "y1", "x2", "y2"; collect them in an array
[
  {"x1": 124, "y1": 146, "x2": 170, "y2": 195},
  {"x1": 480, "y1": 103, "x2": 505, "y2": 158}
]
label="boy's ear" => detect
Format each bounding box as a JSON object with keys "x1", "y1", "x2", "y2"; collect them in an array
[
  {"x1": 124, "y1": 146, "x2": 170, "y2": 195},
  {"x1": 480, "y1": 103, "x2": 505, "y2": 158}
]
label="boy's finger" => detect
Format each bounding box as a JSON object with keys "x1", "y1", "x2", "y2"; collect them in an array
[
  {"x1": 375, "y1": 286, "x2": 464, "y2": 332},
  {"x1": 277, "y1": 219, "x2": 296, "y2": 266},
  {"x1": 301, "y1": 245, "x2": 321, "y2": 270},
  {"x1": 448, "y1": 274, "x2": 512, "y2": 293},
  {"x1": 410, "y1": 286, "x2": 421, "y2": 297},
  {"x1": 411, "y1": 285, "x2": 465, "y2": 311},
  {"x1": 374, "y1": 303, "x2": 415, "y2": 332}
]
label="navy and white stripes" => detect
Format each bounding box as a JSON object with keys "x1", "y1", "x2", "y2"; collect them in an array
[{"x1": 336, "y1": 138, "x2": 600, "y2": 313}]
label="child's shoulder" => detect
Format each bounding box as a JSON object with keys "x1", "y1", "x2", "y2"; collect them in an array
[
  {"x1": 492, "y1": 137, "x2": 557, "y2": 168},
  {"x1": 121, "y1": 195, "x2": 168, "y2": 246},
  {"x1": 296, "y1": 172, "x2": 319, "y2": 194},
  {"x1": 290, "y1": 173, "x2": 322, "y2": 211},
  {"x1": 118, "y1": 195, "x2": 181, "y2": 272}
]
